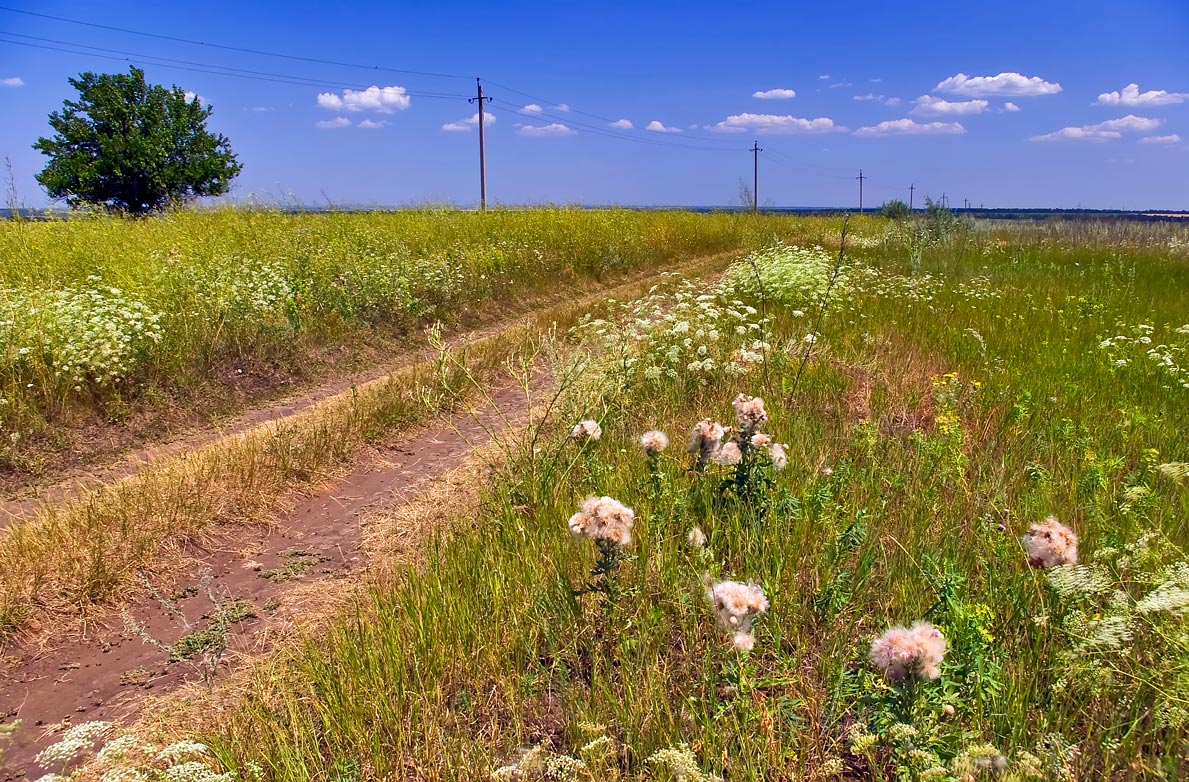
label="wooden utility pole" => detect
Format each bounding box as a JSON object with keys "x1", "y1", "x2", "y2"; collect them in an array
[
  {"x1": 469, "y1": 78, "x2": 493, "y2": 210},
  {"x1": 856, "y1": 169, "x2": 866, "y2": 213},
  {"x1": 751, "y1": 140, "x2": 762, "y2": 213},
  {"x1": 909, "y1": 183, "x2": 915, "y2": 210}
]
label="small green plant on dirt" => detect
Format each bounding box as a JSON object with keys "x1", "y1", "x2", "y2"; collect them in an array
[
  {"x1": 258, "y1": 549, "x2": 329, "y2": 583},
  {"x1": 170, "y1": 599, "x2": 256, "y2": 663}
]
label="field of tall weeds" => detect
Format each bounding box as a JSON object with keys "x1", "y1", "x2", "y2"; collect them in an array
[
  {"x1": 0, "y1": 207, "x2": 833, "y2": 476},
  {"x1": 14, "y1": 216, "x2": 1189, "y2": 781}
]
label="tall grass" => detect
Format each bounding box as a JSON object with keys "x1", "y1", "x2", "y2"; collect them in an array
[
  {"x1": 174, "y1": 221, "x2": 1189, "y2": 782},
  {"x1": 0, "y1": 208, "x2": 845, "y2": 474}
]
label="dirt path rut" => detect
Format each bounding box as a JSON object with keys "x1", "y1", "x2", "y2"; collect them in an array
[{"x1": 0, "y1": 380, "x2": 538, "y2": 778}]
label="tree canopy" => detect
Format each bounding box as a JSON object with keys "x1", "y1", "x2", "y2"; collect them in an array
[{"x1": 34, "y1": 67, "x2": 242, "y2": 214}]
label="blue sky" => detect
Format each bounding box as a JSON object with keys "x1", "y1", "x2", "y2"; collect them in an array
[{"x1": 1, "y1": 1, "x2": 1187, "y2": 209}]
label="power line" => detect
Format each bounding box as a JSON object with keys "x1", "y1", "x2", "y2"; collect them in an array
[
  {"x1": 764, "y1": 149, "x2": 852, "y2": 180},
  {"x1": 491, "y1": 99, "x2": 748, "y2": 152},
  {"x1": 0, "y1": 37, "x2": 473, "y2": 99},
  {"x1": 485, "y1": 78, "x2": 742, "y2": 147},
  {"x1": 0, "y1": 33, "x2": 470, "y2": 98},
  {"x1": 0, "y1": 5, "x2": 468, "y2": 80}
]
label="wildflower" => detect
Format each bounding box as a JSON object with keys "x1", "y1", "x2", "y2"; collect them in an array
[
  {"x1": 711, "y1": 441, "x2": 743, "y2": 466},
  {"x1": 640, "y1": 429, "x2": 669, "y2": 455},
  {"x1": 869, "y1": 621, "x2": 947, "y2": 681},
  {"x1": 750, "y1": 433, "x2": 772, "y2": 448},
  {"x1": 1023, "y1": 516, "x2": 1079, "y2": 568},
  {"x1": 688, "y1": 527, "x2": 707, "y2": 548},
  {"x1": 732, "y1": 394, "x2": 768, "y2": 432},
  {"x1": 569, "y1": 419, "x2": 602, "y2": 442},
  {"x1": 688, "y1": 418, "x2": 728, "y2": 465},
  {"x1": 707, "y1": 579, "x2": 769, "y2": 651},
  {"x1": 35, "y1": 721, "x2": 113, "y2": 768},
  {"x1": 568, "y1": 496, "x2": 635, "y2": 547},
  {"x1": 768, "y1": 442, "x2": 788, "y2": 470}
]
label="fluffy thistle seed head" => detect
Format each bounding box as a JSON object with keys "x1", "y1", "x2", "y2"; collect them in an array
[
  {"x1": 641, "y1": 429, "x2": 669, "y2": 455},
  {"x1": 708, "y1": 580, "x2": 769, "y2": 650},
  {"x1": 687, "y1": 526, "x2": 707, "y2": 548},
  {"x1": 750, "y1": 433, "x2": 772, "y2": 448},
  {"x1": 688, "y1": 418, "x2": 729, "y2": 465},
  {"x1": 869, "y1": 621, "x2": 947, "y2": 681},
  {"x1": 733, "y1": 394, "x2": 769, "y2": 433},
  {"x1": 1023, "y1": 516, "x2": 1079, "y2": 567},
  {"x1": 568, "y1": 496, "x2": 635, "y2": 547},
  {"x1": 569, "y1": 419, "x2": 602, "y2": 442},
  {"x1": 768, "y1": 442, "x2": 788, "y2": 470},
  {"x1": 712, "y1": 441, "x2": 743, "y2": 466}
]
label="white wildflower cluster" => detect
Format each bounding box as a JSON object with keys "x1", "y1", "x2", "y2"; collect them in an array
[
  {"x1": 2, "y1": 281, "x2": 164, "y2": 389},
  {"x1": 35, "y1": 721, "x2": 113, "y2": 768},
  {"x1": 568, "y1": 496, "x2": 635, "y2": 547},
  {"x1": 1098, "y1": 322, "x2": 1189, "y2": 390},
  {"x1": 155, "y1": 741, "x2": 209, "y2": 766},
  {"x1": 491, "y1": 744, "x2": 587, "y2": 781},
  {"x1": 707, "y1": 579, "x2": 769, "y2": 650},
  {"x1": 95, "y1": 734, "x2": 142, "y2": 764},
  {"x1": 207, "y1": 260, "x2": 296, "y2": 325},
  {"x1": 722, "y1": 244, "x2": 849, "y2": 306},
  {"x1": 575, "y1": 273, "x2": 769, "y2": 387},
  {"x1": 646, "y1": 744, "x2": 722, "y2": 781},
  {"x1": 869, "y1": 621, "x2": 947, "y2": 681},
  {"x1": 158, "y1": 762, "x2": 236, "y2": 782}
]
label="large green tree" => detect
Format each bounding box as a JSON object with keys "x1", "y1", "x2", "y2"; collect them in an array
[{"x1": 34, "y1": 67, "x2": 242, "y2": 214}]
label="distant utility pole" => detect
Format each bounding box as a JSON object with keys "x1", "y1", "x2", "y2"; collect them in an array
[
  {"x1": 751, "y1": 140, "x2": 762, "y2": 213},
  {"x1": 909, "y1": 183, "x2": 915, "y2": 210},
  {"x1": 469, "y1": 78, "x2": 493, "y2": 210},
  {"x1": 856, "y1": 169, "x2": 867, "y2": 214},
  {"x1": 964, "y1": 197, "x2": 970, "y2": 212}
]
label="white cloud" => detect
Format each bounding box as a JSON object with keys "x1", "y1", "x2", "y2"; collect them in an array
[
  {"x1": 357, "y1": 119, "x2": 388, "y2": 129},
  {"x1": 646, "y1": 120, "x2": 682, "y2": 133},
  {"x1": 442, "y1": 112, "x2": 495, "y2": 131},
  {"x1": 829, "y1": 81, "x2": 853, "y2": 89},
  {"x1": 316, "y1": 85, "x2": 410, "y2": 113},
  {"x1": 1030, "y1": 114, "x2": 1162, "y2": 141},
  {"x1": 854, "y1": 118, "x2": 965, "y2": 136},
  {"x1": 1139, "y1": 134, "x2": 1182, "y2": 144},
  {"x1": 2, "y1": 76, "x2": 25, "y2": 87},
  {"x1": 911, "y1": 95, "x2": 988, "y2": 116},
  {"x1": 554, "y1": 103, "x2": 570, "y2": 112},
  {"x1": 1096, "y1": 83, "x2": 1188, "y2": 107},
  {"x1": 183, "y1": 91, "x2": 206, "y2": 105},
  {"x1": 522, "y1": 103, "x2": 543, "y2": 114},
  {"x1": 609, "y1": 118, "x2": 633, "y2": 129},
  {"x1": 1004, "y1": 102, "x2": 1021, "y2": 112},
  {"x1": 246, "y1": 106, "x2": 272, "y2": 113},
  {"x1": 935, "y1": 72, "x2": 1061, "y2": 97},
  {"x1": 315, "y1": 117, "x2": 351, "y2": 129},
  {"x1": 853, "y1": 93, "x2": 901, "y2": 106},
  {"x1": 752, "y1": 88, "x2": 796, "y2": 100},
  {"x1": 517, "y1": 123, "x2": 576, "y2": 137},
  {"x1": 819, "y1": 74, "x2": 831, "y2": 80},
  {"x1": 709, "y1": 113, "x2": 847, "y2": 134}
]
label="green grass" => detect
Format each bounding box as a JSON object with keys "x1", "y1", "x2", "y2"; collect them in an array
[
  {"x1": 0, "y1": 207, "x2": 845, "y2": 474},
  {"x1": 179, "y1": 219, "x2": 1189, "y2": 782}
]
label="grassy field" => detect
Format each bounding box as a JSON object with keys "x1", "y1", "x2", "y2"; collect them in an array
[
  {"x1": 18, "y1": 215, "x2": 1189, "y2": 781},
  {"x1": 0, "y1": 208, "x2": 829, "y2": 478}
]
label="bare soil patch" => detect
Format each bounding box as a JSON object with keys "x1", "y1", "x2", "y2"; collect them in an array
[{"x1": 0, "y1": 380, "x2": 537, "y2": 778}]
